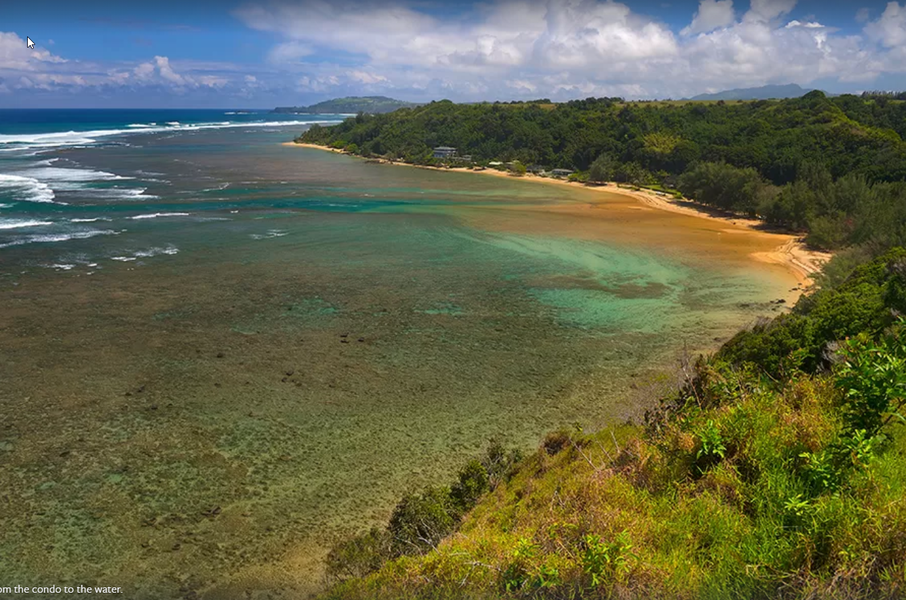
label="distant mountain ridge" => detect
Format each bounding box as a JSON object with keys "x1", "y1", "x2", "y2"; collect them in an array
[
  {"x1": 687, "y1": 83, "x2": 816, "y2": 101},
  {"x1": 273, "y1": 96, "x2": 419, "y2": 114}
]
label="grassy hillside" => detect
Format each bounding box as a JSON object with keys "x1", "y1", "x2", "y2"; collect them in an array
[{"x1": 317, "y1": 250, "x2": 906, "y2": 599}]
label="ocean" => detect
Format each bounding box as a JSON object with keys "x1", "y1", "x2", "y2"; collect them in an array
[
  {"x1": 0, "y1": 109, "x2": 350, "y2": 257},
  {"x1": 0, "y1": 109, "x2": 798, "y2": 598}
]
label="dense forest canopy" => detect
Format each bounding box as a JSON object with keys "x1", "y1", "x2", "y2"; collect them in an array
[{"x1": 299, "y1": 92, "x2": 906, "y2": 254}]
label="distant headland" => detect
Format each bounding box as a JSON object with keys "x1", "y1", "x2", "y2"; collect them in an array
[{"x1": 272, "y1": 96, "x2": 419, "y2": 115}]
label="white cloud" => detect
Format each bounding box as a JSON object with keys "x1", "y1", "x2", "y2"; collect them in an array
[
  {"x1": 0, "y1": 32, "x2": 67, "y2": 70},
  {"x1": 346, "y1": 70, "x2": 388, "y2": 84},
  {"x1": 133, "y1": 62, "x2": 155, "y2": 80},
  {"x1": 532, "y1": 0, "x2": 679, "y2": 68},
  {"x1": 0, "y1": 29, "x2": 256, "y2": 103},
  {"x1": 744, "y1": 0, "x2": 798, "y2": 23},
  {"x1": 4, "y1": 0, "x2": 906, "y2": 105},
  {"x1": 128, "y1": 55, "x2": 231, "y2": 89},
  {"x1": 865, "y1": 2, "x2": 906, "y2": 48},
  {"x1": 154, "y1": 56, "x2": 185, "y2": 85},
  {"x1": 785, "y1": 20, "x2": 824, "y2": 29},
  {"x1": 505, "y1": 79, "x2": 538, "y2": 93},
  {"x1": 229, "y1": 0, "x2": 902, "y2": 101},
  {"x1": 682, "y1": 0, "x2": 735, "y2": 36},
  {"x1": 268, "y1": 41, "x2": 313, "y2": 63}
]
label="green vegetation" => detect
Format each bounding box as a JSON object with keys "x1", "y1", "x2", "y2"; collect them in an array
[
  {"x1": 298, "y1": 91, "x2": 906, "y2": 599},
  {"x1": 297, "y1": 92, "x2": 906, "y2": 254},
  {"x1": 324, "y1": 442, "x2": 522, "y2": 584},
  {"x1": 318, "y1": 250, "x2": 906, "y2": 600},
  {"x1": 274, "y1": 96, "x2": 419, "y2": 115}
]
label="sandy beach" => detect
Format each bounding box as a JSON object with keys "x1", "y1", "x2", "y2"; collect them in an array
[{"x1": 285, "y1": 142, "x2": 831, "y2": 289}]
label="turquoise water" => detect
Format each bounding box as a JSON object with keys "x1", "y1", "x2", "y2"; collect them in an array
[{"x1": 0, "y1": 111, "x2": 794, "y2": 598}]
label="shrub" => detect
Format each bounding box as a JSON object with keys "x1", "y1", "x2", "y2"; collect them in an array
[
  {"x1": 588, "y1": 153, "x2": 617, "y2": 183},
  {"x1": 388, "y1": 487, "x2": 457, "y2": 555},
  {"x1": 324, "y1": 527, "x2": 392, "y2": 582},
  {"x1": 324, "y1": 439, "x2": 523, "y2": 582},
  {"x1": 542, "y1": 429, "x2": 573, "y2": 456},
  {"x1": 581, "y1": 531, "x2": 636, "y2": 588},
  {"x1": 449, "y1": 459, "x2": 489, "y2": 513},
  {"x1": 694, "y1": 418, "x2": 727, "y2": 473},
  {"x1": 482, "y1": 438, "x2": 523, "y2": 489},
  {"x1": 501, "y1": 537, "x2": 537, "y2": 592},
  {"x1": 834, "y1": 326, "x2": 906, "y2": 436}
]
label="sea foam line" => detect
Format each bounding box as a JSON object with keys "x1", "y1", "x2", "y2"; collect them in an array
[
  {"x1": 129, "y1": 212, "x2": 191, "y2": 220},
  {"x1": 0, "y1": 120, "x2": 342, "y2": 151},
  {"x1": 0, "y1": 229, "x2": 119, "y2": 249},
  {"x1": 0, "y1": 173, "x2": 57, "y2": 203},
  {"x1": 0, "y1": 219, "x2": 53, "y2": 230}
]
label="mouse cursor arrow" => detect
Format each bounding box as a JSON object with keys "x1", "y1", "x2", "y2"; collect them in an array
[{"x1": 26, "y1": 37, "x2": 35, "y2": 49}]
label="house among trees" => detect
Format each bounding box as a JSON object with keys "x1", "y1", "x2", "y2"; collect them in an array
[
  {"x1": 552, "y1": 168, "x2": 574, "y2": 178},
  {"x1": 433, "y1": 146, "x2": 457, "y2": 159}
]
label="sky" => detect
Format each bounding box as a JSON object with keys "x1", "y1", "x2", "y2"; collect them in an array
[{"x1": 1, "y1": 0, "x2": 905, "y2": 107}]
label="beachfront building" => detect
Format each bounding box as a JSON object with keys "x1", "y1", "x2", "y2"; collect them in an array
[
  {"x1": 433, "y1": 146, "x2": 457, "y2": 159},
  {"x1": 552, "y1": 168, "x2": 574, "y2": 178}
]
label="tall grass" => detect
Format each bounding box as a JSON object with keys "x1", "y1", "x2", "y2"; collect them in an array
[{"x1": 319, "y1": 250, "x2": 906, "y2": 599}]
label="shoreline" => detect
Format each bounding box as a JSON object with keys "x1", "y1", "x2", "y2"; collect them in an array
[{"x1": 285, "y1": 142, "x2": 831, "y2": 289}]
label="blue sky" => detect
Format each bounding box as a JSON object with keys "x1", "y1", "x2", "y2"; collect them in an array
[{"x1": 1, "y1": 0, "x2": 905, "y2": 107}]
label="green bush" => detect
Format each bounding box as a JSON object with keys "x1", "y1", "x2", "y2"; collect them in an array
[
  {"x1": 718, "y1": 249, "x2": 906, "y2": 374},
  {"x1": 449, "y1": 459, "x2": 489, "y2": 513},
  {"x1": 581, "y1": 532, "x2": 636, "y2": 589},
  {"x1": 388, "y1": 487, "x2": 457, "y2": 555},
  {"x1": 324, "y1": 527, "x2": 392, "y2": 582},
  {"x1": 323, "y1": 439, "x2": 522, "y2": 583},
  {"x1": 835, "y1": 326, "x2": 906, "y2": 436}
]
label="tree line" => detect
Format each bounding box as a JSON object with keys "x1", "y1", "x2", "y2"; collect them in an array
[{"x1": 298, "y1": 91, "x2": 906, "y2": 254}]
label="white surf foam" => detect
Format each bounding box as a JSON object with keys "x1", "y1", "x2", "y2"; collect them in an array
[
  {"x1": 31, "y1": 158, "x2": 60, "y2": 167},
  {"x1": 129, "y1": 212, "x2": 190, "y2": 220},
  {"x1": 250, "y1": 229, "x2": 288, "y2": 240},
  {"x1": 0, "y1": 120, "x2": 341, "y2": 152},
  {"x1": 88, "y1": 188, "x2": 160, "y2": 200},
  {"x1": 0, "y1": 173, "x2": 57, "y2": 203},
  {"x1": 0, "y1": 219, "x2": 53, "y2": 230},
  {"x1": 70, "y1": 217, "x2": 113, "y2": 223},
  {"x1": 0, "y1": 229, "x2": 119, "y2": 249},
  {"x1": 134, "y1": 245, "x2": 179, "y2": 257},
  {"x1": 23, "y1": 167, "x2": 131, "y2": 182}
]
